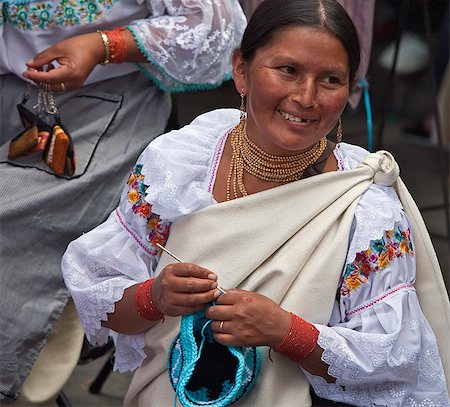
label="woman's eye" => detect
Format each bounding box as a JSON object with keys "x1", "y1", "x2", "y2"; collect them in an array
[
  {"x1": 279, "y1": 66, "x2": 296, "y2": 75},
  {"x1": 322, "y1": 76, "x2": 341, "y2": 85}
]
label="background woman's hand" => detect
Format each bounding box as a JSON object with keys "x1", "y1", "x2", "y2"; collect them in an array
[
  {"x1": 205, "y1": 289, "x2": 291, "y2": 348},
  {"x1": 151, "y1": 263, "x2": 221, "y2": 317},
  {"x1": 22, "y1": 33, "x2": 106, "y2": 92}
]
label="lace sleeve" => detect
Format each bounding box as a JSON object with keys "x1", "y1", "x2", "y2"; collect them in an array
[
  {"x1": 303, "y1": 216, "x2": 449, "y2": 406},
  {"x1": 61, "y1": 213, "x2": 153, "y2": 371},
  {"x1": 62, "y1": 162, "x2": 172, "y2": 372},
  {"x1": 127, "y1": 0, "x2": 246, "y2": 92}
]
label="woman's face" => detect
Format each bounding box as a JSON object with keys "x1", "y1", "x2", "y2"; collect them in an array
[{"x1": 233, "y1": 26, "x2": 351, "y2": 155}]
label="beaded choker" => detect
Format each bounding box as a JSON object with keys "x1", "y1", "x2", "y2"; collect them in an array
[{"x1": 226, "y1": 120, "x2": 328, "y2": 200}]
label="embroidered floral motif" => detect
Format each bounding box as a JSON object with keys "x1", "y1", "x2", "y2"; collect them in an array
[
  {"x1": 340, "y1": 227, "x2": 414, "y2": 298},
  {"x1": 1, "y1": 0, "x2": 117, "y2": 29},
  {"x1": 126, "y1": 163, "x2": 170, "y2": 254}
]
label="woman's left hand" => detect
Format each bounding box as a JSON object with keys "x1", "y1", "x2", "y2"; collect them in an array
[{"x1": 205, "y1": 289, "x2": 291, "y2": 348}]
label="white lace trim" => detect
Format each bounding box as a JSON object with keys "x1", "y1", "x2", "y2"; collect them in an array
[
  {"x1": 113, "y1": 332, "x2": 147, "y2": 373},
  {"x1": 62, "y1": 240, "x2": 137, "y2": 344},
  {"x1": 141, "y1": 109, "x2": 239, "y2": 221},
  {"x1": 61, "y1": 213, "x2": 154, "y2": 372},
  {"x1": 306, "y1": 288, "x2": 449, "y2": 406}
]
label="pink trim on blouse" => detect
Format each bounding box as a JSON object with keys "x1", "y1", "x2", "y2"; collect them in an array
[
  {"x1": 346, "y1": 283, "x2": 415, "y2": 317},
  {"x1": 334, "y1": 145, "x2": 345, "y2": 171},
  {"x1": 114, "y1": 209, "x2": 154, "y2": 256},
  {"x1": 207, "y1": 129, "x2": 231, "y2": 193}
]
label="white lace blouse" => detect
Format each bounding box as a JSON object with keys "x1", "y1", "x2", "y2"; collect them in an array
[
  {"x1": 0, "y1": 0, "x2": 246, "y2": 91},
  {"x1": 61, "y1": 109, "x2": 449, "y2": 406}
]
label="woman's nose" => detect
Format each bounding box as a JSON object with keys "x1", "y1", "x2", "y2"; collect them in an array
[{"x1": 292, "y1": 79, "x2": 317, "y2": 108}]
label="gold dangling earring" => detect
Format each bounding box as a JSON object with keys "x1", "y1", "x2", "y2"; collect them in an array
[
  {"x1": 239, "y1": 93, "x2": 246, "y2": 123},
  {"x1": 336, "y1": 117, "x2": 343, "y2": 143}
]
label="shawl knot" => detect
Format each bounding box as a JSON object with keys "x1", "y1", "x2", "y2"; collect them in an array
[{"x1": 362, "y1": 150, "x2": 399, "y2": 186}]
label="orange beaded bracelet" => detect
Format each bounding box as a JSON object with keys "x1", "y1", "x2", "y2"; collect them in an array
[
  {"x1": 135, "y1": 278, "x2": 164, "y2": 321},
  {"x1": 97, "y1": 27, "x2": 128, "y2": 65},
  {"x1": 105, "y1": 27, "x2": 128, "y2": 64},
  {"x1": 274, "y1": 313, "x2": 319, "y2": 363}
]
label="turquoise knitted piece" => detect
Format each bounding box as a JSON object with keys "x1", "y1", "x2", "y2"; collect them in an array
[{"x1": 168, "y1": 306, "x2": 260, "y2": 407}]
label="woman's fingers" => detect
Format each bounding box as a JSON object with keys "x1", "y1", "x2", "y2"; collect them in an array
[
  {"x1": 25, "y1": 47, "x2": 61, "y2": 69},
  {"x1": 170, "y1": 275, "x2": 218, "y2": 293},
  {"x1": 23, "y1": 64, "x2": 69, "y2": 82},
  {"x1": 151, "y1": 263, "x2": 221, "y2": 316},
  {"x1": 22, "y1": 34, "x2": 102, "y2": 90},
  {"x1": 169, "y1": 290, "x2": 221, "y2": 307},
  {"x1": 162, "y1": 263, "x2": 218, "y2": 293},
  {"x1": 167, "y1": 262, "x2": 217, "y2": 280},
  {"x1": 181, "y1": 290, "x2": 221, "y2": 309},
  {"x1": 205, "y1": 290, "x2": 292, "y2": 348},
  {"x1": 156, "y1": 288, "x2": 221, "y2": 317}
]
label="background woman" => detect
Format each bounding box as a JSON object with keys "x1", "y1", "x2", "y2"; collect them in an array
[{"x1": 0, "y1": 0, "x2": 245, "y2": 403}]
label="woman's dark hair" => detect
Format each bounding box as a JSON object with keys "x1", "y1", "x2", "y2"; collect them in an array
[{"x1": 240, "y1": 0, "x2": 361, "y2": 86}]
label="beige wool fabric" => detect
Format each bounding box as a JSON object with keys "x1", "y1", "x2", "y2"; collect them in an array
[{"x1": 125, "y1": 151, "x2": 450, "y2": 406}]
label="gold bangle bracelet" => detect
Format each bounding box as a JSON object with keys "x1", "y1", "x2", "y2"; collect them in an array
[{"x1": 97, "y1": 30, "x2": 111, "y2": 66}]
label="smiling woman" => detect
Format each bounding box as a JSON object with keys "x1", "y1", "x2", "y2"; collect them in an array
[
  {"x1": 233, "y1": 26, "x2": 350, "y2": 155},
  {"x1": 61, "y1": 0, "x2": 450, "y2": 406}
]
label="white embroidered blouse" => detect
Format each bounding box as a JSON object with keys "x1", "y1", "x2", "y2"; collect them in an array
[
  {"x1": 0, "y1": 0, "x2": 246, "y2": 91},
  {"x1": 61, "y1": 109, "x2": 449, "y2": 406}
]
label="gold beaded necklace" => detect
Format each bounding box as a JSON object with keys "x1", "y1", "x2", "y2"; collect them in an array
[{"x1": 226, "y1": 120, "x2": 327, "y2": 201}]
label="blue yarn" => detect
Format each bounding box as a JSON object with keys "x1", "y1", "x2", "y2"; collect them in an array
[
  {"x1": 168, "y1": 307, "x2": 261, "y2": 407},
  {"x1": 174, "y1": 319, "x2": 212, "y2": 407},
  {"x1": 358, "y1": 78, "x2": 373, "y2": 152}
]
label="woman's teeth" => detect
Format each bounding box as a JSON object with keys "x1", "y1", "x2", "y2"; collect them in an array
[{"x1": 280, "y1": 111, "x2": 315, "y2": 123}]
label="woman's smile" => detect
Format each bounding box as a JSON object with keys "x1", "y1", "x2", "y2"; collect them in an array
[{"x1": 278, "y1": 109, "x2": 318, "y2": 124}]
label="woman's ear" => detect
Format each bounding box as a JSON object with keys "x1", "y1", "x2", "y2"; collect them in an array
[{"x1": 232, "y1": 50, "x2": 247, "y2": 95}]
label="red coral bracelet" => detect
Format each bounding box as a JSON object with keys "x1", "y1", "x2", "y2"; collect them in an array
[
  {"x1": 135, "y1": 278, "x2": 164, "y2": 321},
  {"x1": 274, "y1": 313, "x2": 319, "y2": 363},
  {"x1": 98, "y1": 27, "x2": 128, "y2": 65}
]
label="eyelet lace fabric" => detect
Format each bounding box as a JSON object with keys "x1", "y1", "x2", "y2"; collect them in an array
[
  {"x1": 62, "y1": 212, "x2": 154, "y2": 372},
  {"x1": 346, "y1": 184, "x2": 403, "y2": 264},
  {"x1": 305, "y1": 285, "x2": 449, "y2": 405},
  {"x1": 128, "y1": 0, "x2": 247, "y2": 91},
  {"x1": 141, "y1": 109, "x2": 239, "y2": 222}
]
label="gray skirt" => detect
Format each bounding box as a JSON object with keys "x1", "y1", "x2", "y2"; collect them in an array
[{"x1": 0, "y1": 72, "x2": 170, "y2": 402}]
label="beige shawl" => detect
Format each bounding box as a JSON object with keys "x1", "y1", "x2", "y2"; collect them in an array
[{"x1": 124, "y1": 151, "x2": 450, "y2": 406}]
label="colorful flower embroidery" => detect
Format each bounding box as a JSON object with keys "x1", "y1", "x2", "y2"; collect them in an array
[
  {"x1": 339, "y1": 227, "x2": 414, "y2": 298},
  {"x1": 126, "y1": 163, "x2": 170, "y2": 255},
  {"x1": 1, "y1": 0, "x2": 117, "y2": 29}
]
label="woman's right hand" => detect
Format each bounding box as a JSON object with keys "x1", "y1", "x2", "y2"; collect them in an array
[{"x1": 151, "y1": 263, "x2": 221, "y2": 317}]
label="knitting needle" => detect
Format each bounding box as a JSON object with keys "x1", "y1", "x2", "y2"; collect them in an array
[{"x1": 156, "y1": 243, "x2": 227, "y2": 294}]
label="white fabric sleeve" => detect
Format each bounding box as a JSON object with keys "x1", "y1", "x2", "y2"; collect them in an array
[
  {"x1": 61, "y1": 160, "x2": 172, "y2": 372},
  {"x1": 61, "y1": 212, "x2": 155, "y2": 372},
  {"x1": 304, "y1": 214, "x2": 449, "y2": 406},
  {"x1": 127, "y1": 0, "x2": 246, "y2": 92}
]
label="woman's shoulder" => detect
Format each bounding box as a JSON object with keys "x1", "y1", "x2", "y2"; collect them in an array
[
  {"x1": 142, "y1": 108, "x2": 239, "y2": 156},
  {"x1": 137, "y1": 108, "x2": 240, "y2": 221},
  {"x1": 336, "y1": 143, "x2": 407, "y2": 263},
  {"x1": 334, "y1": 142, "x2": 370, "y2": 170}
]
